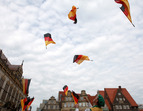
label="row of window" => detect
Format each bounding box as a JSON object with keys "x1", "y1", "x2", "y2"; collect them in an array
[
  {"x1": 116, "y1": 97, "x2": 126, "y2": 101},
  {"x1": 64, "y1": 102, "x2": 88, "y2": 108},
  {"x1": 115, "y1": 105, "x2": 130, "y2": 109},
  {"x1": 65, "y1": 97, "x2": 84, "y2": 101}
]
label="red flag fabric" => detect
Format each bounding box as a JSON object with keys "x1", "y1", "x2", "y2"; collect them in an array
[
  {"x1": 115, "y1": 0, "x2": 135, "y2": 26},
  {"x1": 71, "y1": 91, "x2": 79, "y2": 105},
  {"x1": 63, "y1": 85, "x2": 68, "y2": 96},
  {"x1": 21, "y1": 97, "x2": 34, "y2": 111},
  {"x1": 22, "y1": 78, "x2": 31, "y2": 95},
  {"x1": 68, "y1": 6, "x2": 77, "y2": 24},
  {"x1": 73, "y1": 55, "x2": 90, "y2": 64},
  {"x1": 44, "y1": 33, "x2": 56, "y2": 48}
]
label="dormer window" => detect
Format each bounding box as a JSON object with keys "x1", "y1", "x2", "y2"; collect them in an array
[
  {"x1": 118, "y1": 93, "x2": 121, "y2": 95},
  {"x1": 80, "y1": 97, "x2": 83, "y2": 100},
  {"x1": 116, "y1": 98, "x2": 118, "y2": 101}
]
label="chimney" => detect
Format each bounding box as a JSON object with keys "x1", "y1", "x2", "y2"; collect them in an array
[{"x1": 119, "y1": 86, "x2": 121, "y2": 90}]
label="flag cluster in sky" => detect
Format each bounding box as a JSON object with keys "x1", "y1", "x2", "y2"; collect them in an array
[{"x1": 44, "y1": 0, "x2": 134, "y2": 65}]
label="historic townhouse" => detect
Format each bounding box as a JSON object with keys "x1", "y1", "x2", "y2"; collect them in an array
[
  {"x1": 37, "y1": 86, "x2": 139, "y2": 111},
  {"x1": 99, "y1": 86, "x2": 138, "y2": 111},
  {"x1": 37, "y1": 96, "x2": 60, "y2": 111},
  {"x1": 0, "y1": 49, "x2": 26, "y2": 111}
]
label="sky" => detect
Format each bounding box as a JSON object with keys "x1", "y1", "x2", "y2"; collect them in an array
[{"x1": 0, "y1": 0, "x2": 143, "y2": 110}]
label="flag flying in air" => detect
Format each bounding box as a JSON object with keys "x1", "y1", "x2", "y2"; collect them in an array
[
  {"x1": 115, "y1": 0, "x2": 135, "y2": 27},
  {"x1": 73, "y1": 55, "x2": 90, "y2": 64},
  {"x1": 22, "y1": 78, "x2": 31, "y2": 95},
  {"x1": 27, "y1": 97, "x2": 34, "y2": 110},
  {"x1": 63, "y1": 85, "x2": 68, "y2": 96},
  {"x1": 68, "y1": 6, "x2": 78, "y2": 24},
  {"x1": 71, "y1": 91, "x2": 79, "y2": 105},
  {"x1": 44, "y1": 33, "x2": 56, "y2": 48},
  {"x1": 21, "y1": 97, "x2": 34, "y2": 111}
]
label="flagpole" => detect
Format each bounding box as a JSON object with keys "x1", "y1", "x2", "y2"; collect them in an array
[{"x1": 131, "y1": 22, "x2": 135, "y2": 27}]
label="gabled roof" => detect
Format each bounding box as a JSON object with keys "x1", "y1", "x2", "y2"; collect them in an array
[
  {"x1": 105, "y1": 86, "x2": 138, "y2": 107},
  {"x1": 104, "y1": 88, "x2": 117, "y2": 103}
]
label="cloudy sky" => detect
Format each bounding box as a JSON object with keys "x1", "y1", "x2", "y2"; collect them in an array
[{"x1": 0, "y1": 0, "x2": 143, "y2": 110}]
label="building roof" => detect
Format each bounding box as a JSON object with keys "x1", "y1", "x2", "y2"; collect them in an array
[
  {"x1": 105, "y1": 86, "x2": 138, "y2": 107},
  {"x1": 0, "y1": 49, "x2": 23, "y2": 71}
]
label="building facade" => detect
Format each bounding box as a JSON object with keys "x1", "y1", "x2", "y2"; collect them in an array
[
  {"x1": 99, "y1": 86, "x2": 139, "y2": 111},
  {"x1": 37, "y1": 96, "x2": 60, "y2": 111},
  {"x1": 0, "y1": 49, "x2": 26, "y2": 111},
  {"x1": 37, "y1": 86, "x2": 139, "y2": 111}
]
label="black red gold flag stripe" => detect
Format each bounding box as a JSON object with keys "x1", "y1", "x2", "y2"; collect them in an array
[
  {"x1": 63, "y1": 85, "x2": 68, "y2": 96},
  {"x1": 21, "y1": 97, "x2": 27, "y2": 111},
  {"x1": 115, "y1": 0, "x2": 135, "y2": 27},
  {"x1": 22, "y1": 78, "x2": 31, "y2": 95},
  {"x1": 73, "y1": 55, "x2": 90, "y2": 64},
  {"x1": 44, "y1": 33, "x2": 56, "y2": 48},
  {"x1": 71, "y1": 91, "x2": 79, "y2": 105},
  {"x1": 27, "y1": 97, "x2": 34, "y2": 110},
  {"x1": 21, "y1": 97, "x2": 34, "y2": 111}
]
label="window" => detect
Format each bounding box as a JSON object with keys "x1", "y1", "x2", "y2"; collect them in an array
[
  {"x1": 66, "y1": 97, "x2": 68, "y2": 101},
  {"x1": 116, "y1": 98, "x2": 118, "y2": 101},
  {"x1": 83, "y1": 102, "x2": 85, "y2": 107},
  {"x1": 120, "y1": 98, "x2": 122, "y2": 100},
  {"x1": 68, "y1": 103, "x2": 70, "y2": 107},
  {"x1": 126, "y1": 105, "x2": 130, "y2": 109},
  {"x1": 119, "y1": 105, "x2": 122, "y2": 109},
  {"x1": 118, "y1": 93, "x2": 121, "y2": 95},
  {"x1": 123, "y1": 98, "x2": 125, "y2": 101},
  {"x1": 69, "y1": 97, "x2": 72, "y2": 101},
  {"x1": 115, "y1": 105, "x2": 119, "y2": 109},
  {"x1": 0, "y1": 77, "x2": 5, "y2": 88},
  {"x1": 64, "y1": 103, "x2": 67, "y2": 107},
  {"x1": 79, "y1": 103, "x2": 82, "y2": 107},
  {"x1": 5, "y1": 83, "x2": 9, "y2": 92},
  {"x1": 123, "y1": 105, "x2": 126, "y2": 109},
  {"x1": 71, "y1": 103, "x2": 74, "y2": 107},
  {"x1": 80, "y1": 97, "x2": 83, "y2": 100},
  {"x1": 50, "y1": 105, "x2": 53, "y2": 109}
]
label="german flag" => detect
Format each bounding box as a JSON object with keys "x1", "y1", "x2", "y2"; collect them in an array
[
  {"x1": 63, "y1": 85, "x2": 68, "y2": 96},
  {"x1": 115, "y1": 0, "x2": 135, "y2": 27},
  {"x1": 21, "y1": 98, "x2": 27, "y2": 111},
  {"x1": 22, "y1": 78, "x2": 31, "y2": 95},
  {"x1": 21, "y1": 97, "x2": 34, "y2": 111},
  {"x1": 68, "y1": 6, "x2": 77, "y2": 24},
  {"x1": 44, "y1": 33, "x2": 56, "y2": 48},
  {"x1": 71, "y1": 91, "x2": 79, "y2": 105},
  {"x1": 73, "y1": 55, "x2": 90, "y2": 64},
  {"x1": 27, "y1": 97, "x2": 34, "y2": 110}
]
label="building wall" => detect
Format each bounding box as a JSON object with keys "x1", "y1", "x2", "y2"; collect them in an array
[{"x1": 0, "y1": 50, "x2": 26, "y2": 110}]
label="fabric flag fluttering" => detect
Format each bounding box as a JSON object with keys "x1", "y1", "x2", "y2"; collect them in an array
[
  {"x1": 22, "y1": 78, "x2": 31, "y2": 95},
  {"x1": 44, "y1": 33, "x2": 56, "y2": 49},
  {"x1": 115, "y1": 0, "x2": 135, "y2": 27},
  {"x1": 73, "y1": 55, "x2": 92, "y2": 64},
  {"x1": 63, "y1": 85, "x2": 68, "y2": 96},
  {"x1": 21, "y1": 97, "x2": 34, "y2": 111},
  {"x1": 68, "y1": 6, "x2": 78, "y2": 24},
  {"x1": 71, "y1": 91, "x2": 79, "y2": 105}
]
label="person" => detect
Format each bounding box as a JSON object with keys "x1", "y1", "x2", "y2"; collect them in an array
[{"x1": 90, "y1": 94, "x2": 105, "y2": 111}]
